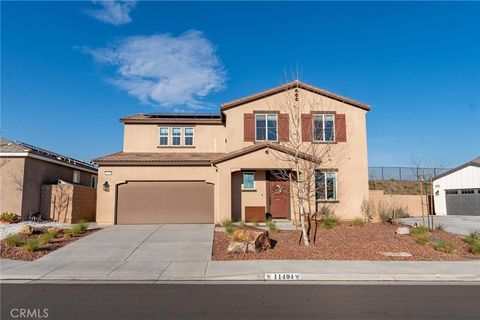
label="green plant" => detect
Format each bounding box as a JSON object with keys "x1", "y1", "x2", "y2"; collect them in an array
[
  {"x1": 413, "y1": 234, "x2": 429, "y2": 245},
  {"x1": 0, "y1": 212, "x2": 19, "y2": 223},
  {"x1": 222, "y1": 219, "x2": 233, "y2": 227},
  {"x1": 321, "y1": 215, "x2": 339, "y2": 229},
  {"x1": 435, "y1": 224, "x2": 444, "y2": 231},
  {"x1": 251, "y1": 220, "x2": 259, "y2": 227},
  {"x1": 468, "y1": 239, "x2": 480, "y2": 254},
  {"x1": 435, "y1": 240, "x2": 455, "y2": 253},
  {"x1": 38, "y1": 232, "x2": 55, "y2": 245},
  {"x1": 4, "y1": 234, "x2": 25, "y2": 247},
  {"x1": 21, "y1": 239, "x2": 41, "y2": 252},
  {"x1": 410, "y1": 226, "x2": 429, "y2": 237},
  {"x1": 266, "y1": 220, "x2": 278, "y2": 233},
  {"x1": 76, "y1": 219, "x2": 89, "y2": 233},
  {"x1": 63, "y1": 229, "x2": 73, "y2": 238},
  {"x1": 350, "y1": 218, "x2": 365, "y2": 227},
  {"x1": 237, "y1": 220, "x2": 245, "y2": 228},
  {"x1": 465, "y1": 231, "x2": 480, "y2": 245},
  {"x1": 70, "y1": 224, "x2": 83, "y2": 236}
]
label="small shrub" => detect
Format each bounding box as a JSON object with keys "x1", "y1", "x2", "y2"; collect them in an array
[
  {"x1": 321, "y1": 215, "x2": 339, "y2": 229},
  {"x1": 222, "y1": 219, "x2": 233, "y2": 227},
  {"x1": 76, "y1": 219, "x2": 89, "y2": 233},
  {"x1": 237, "y1": 220, "x2": 245, "y2": 228},
  {"x1": 435, "y1": 240, "x2": 455, "y2": 253},
  {"x1": 21, "y1": 239, "x2": 41, "y2": 252},
  {"x1": 70, "y1": 224, "x2": 83, "y2": 236},
  {"x1": 224, "y1": 224, "x2": 236, "y2": 234},
  {"x1": 465, "y1": 231, "x2": 480, "y2": 245},
  {"x1": 378, "y1": 201, "x2": 409, "y2": 223},
  {"x1": 0, "y1": 212, "x2": 19, "y2": 223},
  {"x1": 38, "y1": 232, "x2": 55, "y2": 245},
  {"x1": 468, "y1": 239, "x2": 480, "y2": 254},
  {"x1": 251, "y1": 220, "x2": 259, "y2": 227},
  {"x1": 435, "y1": 224, "x2": 444, "y2": 231},
  {"x1": 413, "y1": 234, "x2": 429, "y2": 245},
  {"x1": 4, "y1": 234, "x2": 25, "y2": 247},
  {"x1": 410, "y1": 226, "x2": 429, "y2": 237},
  {"x1": 350, "y1": 217, "x2": 365, "y2": 227},
  {"x1": 266, "y1": 220, "x2": 278, "y2": 233},
  {"x1": 377, "y1": 201, "x2": 390, "y2": 223},
  {"x1": 360, "y1": 198, "x2": 375, "y2": 223},
  {"x1": 63, "y1": 229, "x2": 73, "y2": 238}
]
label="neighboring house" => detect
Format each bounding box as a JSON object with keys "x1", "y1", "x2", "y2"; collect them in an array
[
  {"x1": 93, "y1": 81, "x2": 370, "y2": 225},
  {"x1": 0, "y1": 138, "x2": 98, "y2": 220},
  {"x1": 433, "y1": 156, "x2": 480, "y2": 216}
]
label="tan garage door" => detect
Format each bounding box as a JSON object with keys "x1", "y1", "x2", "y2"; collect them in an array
[{"x1": 116, "y1": 181, "x2": 214, "y2": 224}]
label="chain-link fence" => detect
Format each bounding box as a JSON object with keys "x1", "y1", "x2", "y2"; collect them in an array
[{"x1": 368, "y1": 167, "x2": 451, "y2": 181}]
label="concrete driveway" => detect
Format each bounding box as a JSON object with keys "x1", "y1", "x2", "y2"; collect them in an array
[
  {"x1": 399, "y1": 215, "x2": 480, "y2": 236},
  {"x1": 1, "y1": 224, "x2": 214, "y2": 280}
]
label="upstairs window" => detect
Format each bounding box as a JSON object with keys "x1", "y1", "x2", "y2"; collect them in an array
[
  {"x1": 315, "y1": 171, "x2": 337, "y2": 201},
  {"x1": 171, "y1": 128, "x2": 181, "y2": 146},
  {"x1": 313, "y1": 114, "x2": 335, "y2": 142},
  {"x1": 255, "y1": 114, "x2": 278, "y2": 141},
  {"x1": 73, "y1": 170, "x2": 81, "y2": 184},
  {"x1": 159, "y1": 127, "x2": 169, "y2": 146},
  {"x1": 184, "y1": 127, "x2": 194, "y2": 146}
]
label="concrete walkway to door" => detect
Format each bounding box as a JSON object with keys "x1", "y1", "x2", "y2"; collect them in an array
[{"x1": 1, "y1": 224, "x2": 214, "y2": 280}]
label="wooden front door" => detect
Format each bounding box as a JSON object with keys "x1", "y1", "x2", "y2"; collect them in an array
[{"x1": 269, "y1": 181, "x2": 289, "y2": 218}]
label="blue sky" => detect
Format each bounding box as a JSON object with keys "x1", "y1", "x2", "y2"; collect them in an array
[{"x1": 2, "y1": 1, "x2": 479, "y2": 168}]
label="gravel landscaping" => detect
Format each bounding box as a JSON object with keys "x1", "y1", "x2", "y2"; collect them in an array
[
  {"x1": 212, "y1": 222, "x2": 480, "y2": 261},
  {"x1": 0, "y1": 228, "x2": 97, "y2": 261},
  {"x1": 0, "y1": 221, "x2": 70, "y2": 240}
]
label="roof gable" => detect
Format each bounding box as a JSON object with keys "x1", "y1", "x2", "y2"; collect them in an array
[
  {"x1": 433, "y1": 156, "x2": 480, "y2": 180},
  {"x1": 220, "y1": 80, "x2": 371, "y2": 111}
]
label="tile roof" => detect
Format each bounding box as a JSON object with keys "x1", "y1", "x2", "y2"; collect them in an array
[
  {"x1": 93, "y1": 151, "x2": 225, "y2": 165},
  {"x1": 221, "y1": 80, "x2": 371, "y2": 111},
  {"x1": 93, "y1": 143, "x2": 321, "y2": 166},
  {"x1": 0, "y1": 138, "x2": 97, "y2": 171},
  {"x1": 120, "y1": 113, "x2": 223, "y2": 124}
]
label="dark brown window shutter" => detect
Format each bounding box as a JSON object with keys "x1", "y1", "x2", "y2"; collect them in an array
[
  {"x1": 301, "y1": 114, "x2": 312, "y2": 142},
  {"x1": 335, "y1": 114, "x2": 347, "y2": 142},
  {"x1": 278, "y1": 114, "x2": 289, "y2": 142},
  {"x1": 244, "y1": 113, "x2": 255, "y2": 142}
]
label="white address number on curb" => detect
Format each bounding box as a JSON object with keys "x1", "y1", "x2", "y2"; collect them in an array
[{"x1": 264, "y1": 273, "x2": 302, "y2": 281}]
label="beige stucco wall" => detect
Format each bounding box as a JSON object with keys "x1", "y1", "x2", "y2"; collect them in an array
[
  {"x1": 0, "y1": 157, "x2": 25, "y2": 217},
  {"x1": 123, "y1": 123, "x2": 227, "y2": 153},
  {"x1": 369, "y1": 190, "x2": 426, "y2": 217},
  {"x1": 96, "y1": 165, "x2": 218, "y2": 225}
]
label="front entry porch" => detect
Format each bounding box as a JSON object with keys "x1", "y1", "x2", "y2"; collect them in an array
[{"x1": 231, "y1": 170, "x2": 291, "y2": 222}]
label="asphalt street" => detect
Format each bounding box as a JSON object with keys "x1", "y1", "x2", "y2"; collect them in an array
[{"x1": 1, "y1": 283, "x2": 479, "y2": 320}]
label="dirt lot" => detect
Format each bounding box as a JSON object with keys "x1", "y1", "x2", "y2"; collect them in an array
[
  {"x1": 1, "y1": 230, "x2": 97, "y2": 261},
  {"x1": 212, "y1": 223, "x2": 479, "y2": 261}
]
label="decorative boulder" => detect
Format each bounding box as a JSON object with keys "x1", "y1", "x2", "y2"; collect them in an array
[
  {"x1": 228, "y1": 227, "x2": 272, "y2": 254},
  {"x1": 19, "y1": 225, "x2": 34, "y2": 235},
  {"x1": 395, "y1": 226, "x2": 410, "y2": 235}
]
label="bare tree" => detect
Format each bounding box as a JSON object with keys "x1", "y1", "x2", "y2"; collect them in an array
[{"x1": 266, "y1": 81, "x2": 349, "y2": 246}]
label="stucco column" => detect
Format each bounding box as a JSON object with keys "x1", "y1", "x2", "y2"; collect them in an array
[{"x1": 217, "y1": 166, "x2": 232, "y2": 223}]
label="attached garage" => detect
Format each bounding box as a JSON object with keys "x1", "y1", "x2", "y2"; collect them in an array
[
  {"x1": 433, "y1": 156, "x2": 480, "y2": 216},
  {"x1": 116, "y1": 181, "x2": 214, "y2": 224},
  {"x1": 445, "y1": 189, "x2": 480, "y2": 216}
]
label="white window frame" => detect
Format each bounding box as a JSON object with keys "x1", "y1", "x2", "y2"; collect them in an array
[
  {"x1": 313, "y1": 114, "x2": 336, "y2": 142},
  {"x1": 73, "y1": 170, "x2": 81, "y2": 184},
  {"x1": 255, "y1": 113, "x2": 278, "y2": 142},
  {"x1": 242, "y1": 171, "x2": 256, "y2": 190},
  {"x1": 315, "y1": 171, "x2": 337, "y2": 201},
  {"x1": 184, "y1": 127, "x2": 194, "y2": 146},
  {"x1": 91, "y1": 175, "x2": 98, "y2": 189},
  {"x1": 171, "y1": 127, "x2": 182, "y2": 146},
  {"x1": 159, "y1": 127, "x2": 169, "y2": 146}
]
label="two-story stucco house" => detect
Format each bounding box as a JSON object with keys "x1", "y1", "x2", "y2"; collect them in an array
[{"x1": 93, "y1": 81, "x2": 370, "y2": 225}]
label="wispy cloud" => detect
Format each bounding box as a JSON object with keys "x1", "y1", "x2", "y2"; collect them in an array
[
  {"x1": 85, "y1": 0, "x2": 137, "y2": 26},
  {"x1": 79, "y1": 30, "x2": 227, "y2": 109}
]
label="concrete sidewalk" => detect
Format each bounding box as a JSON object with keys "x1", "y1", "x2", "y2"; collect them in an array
[{"x1": 2, "y1": 259, "x2": 479, "y2": 282}]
